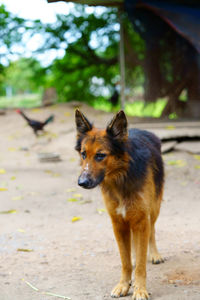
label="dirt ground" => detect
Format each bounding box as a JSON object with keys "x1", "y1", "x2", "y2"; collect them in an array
[{"x1": 0, "y1": 103, "x2": 200, "y2": 300}]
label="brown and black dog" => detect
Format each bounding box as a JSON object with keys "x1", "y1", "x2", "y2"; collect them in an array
[{"x1": 75, "y1": 110, "x2": 164, "y2": 300}]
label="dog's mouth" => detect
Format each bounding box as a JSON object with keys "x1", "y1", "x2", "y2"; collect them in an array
[{"x1": 78, "y1": 172, "x2": 104, "y2": 189}]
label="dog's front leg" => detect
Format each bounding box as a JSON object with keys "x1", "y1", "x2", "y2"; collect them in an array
[
  {"x1": 110, "y1": 217, "x2": 132, "y2": 298},
  {"x1": 131, "y1": 219, "x2": 150, "y2": 300}
]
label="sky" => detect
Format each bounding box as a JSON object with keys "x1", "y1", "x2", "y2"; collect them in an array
[
  {"x1": 0, "y1": 0, "x2": 106, "y2": 66},
  {"x1": 0, "y1": 0, "x2": 75, "y2": 65},
  {"x1": 0, "y1": 0, "x2": 71, "y2": 23}
]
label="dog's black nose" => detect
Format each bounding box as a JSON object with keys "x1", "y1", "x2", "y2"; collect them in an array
[{"x1": 78, "y1": 176, "x2": 91, "y2": 188}]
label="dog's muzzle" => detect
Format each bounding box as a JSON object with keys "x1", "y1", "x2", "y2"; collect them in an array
[
  {"x1": 78, "y1": 172, "x2": 94, "y2": 189},
  {"x1": 78, "y1": 171, "x2": 105, "y2": 189}
]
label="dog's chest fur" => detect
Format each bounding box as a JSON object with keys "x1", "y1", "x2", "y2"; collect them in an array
[
  {"x1": 101, "y1": 185, "x2": 128, "y2": 219},
  {"x1": 116, "y1": 204, "x2": 126, "y2": 218}
]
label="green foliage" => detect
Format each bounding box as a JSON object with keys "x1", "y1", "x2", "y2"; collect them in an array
[
  {"x1": 38, "y1": 6, "x2": 120, "y2": 102},
  {"x1": 0, "y1": 94, "x2": 41, "y2": 109},
  {"x1": 0, "y1": 4, "x2": 166, "y2": 118},
  {"x1": 0, "y1": 4, "x2": 151, "y2": 112},
  {"x1": 0, "y1": 5, "x2": 45, "y2": 96},
  {"x1": 36, "y1": 5, "x2": 146, "y2": 104},
  {"x1": 92, "y1": 97, "x2": 166, "y2": 118},
  {"x1": 0, "y1": 4, "x2": 37, "y2": 63},
  {"x1": 0, "y1": 5, "x2": 25, "y2": 53},
  {"x1": 0, "y1": 63, "x2": 5, "y2": 94},
  {"x1": 125, "y1": 99, "x2": 166, "y2": 118},
  {"x1": 4, "y1": 57, "x2": 46, "y2": 94}
]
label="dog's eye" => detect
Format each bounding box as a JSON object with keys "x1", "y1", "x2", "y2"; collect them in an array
[
  {"x1": 81, "y1": 151, "x2": 86, "y2": 160},
  {"x1": 95, "y1": 153, "x2": 106, "y2": 162}
]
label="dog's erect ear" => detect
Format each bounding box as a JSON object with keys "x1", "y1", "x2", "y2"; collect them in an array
[
  {"x1": 106, "y1": 110, "x2": 127, "y2": 139},
  {"x1": 75, "y1": 109, "x2": 92, "y2": 134}
]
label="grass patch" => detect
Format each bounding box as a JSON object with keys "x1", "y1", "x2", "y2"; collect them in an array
[
  {"x1": 92, "y1": 98, "x2": 167, "y2": 118},
  {"x1": 0, "y1": 94, "x2": 42, "y2": 109},
  {"x1": 125, "y1": 99, "x2": 167, "y2": 118}
]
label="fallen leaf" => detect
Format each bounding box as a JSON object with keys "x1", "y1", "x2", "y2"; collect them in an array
[
  {"x1": 53, "y1": 173, "x2": 61, "y2": 177},
  {"x1": 8, "y1": 135, "x2": 15, "y2": 141},
  {"x1": 195, "y1": 165, "x2": 200, "y2": 169},
  {"x1": 0, "y1": 187, "x2": 8, "y2": 191},
  {"x1": 10, "y1": 176, "x2": 16, "y2": 180},
  {"x1": 12, "y1": 196, "x2": 23, "y2": 201},
  {"x1": 167, "y1": 160, "x2": 186, "y2": 167},
  {"x1": 165, "y1": 125, "x2": 176, "y2": 130},
  {"x1": 180, "y1": 181, "x2": 187, "y2": 186},
  {"x1": 69, "y1": 158, "x2": 76, "y2": 162},
  {"x1": 8, "y1": 147, "x2": 17, "y2": 152},
  {"x1": 44, "y1": 170, "x2": 61, "y2": 177},
  {"x1": 73, "y1": 193, "x2": 82, "y2": 198},
  {"x1": 0, "y1": 209, "x2": 17, "y2": 214},
  {"x1": 66, "y1": 188, "x2": 76, "y2": 193},
  {"x1": 17, "y1": 228, "x2": 26, "y2": 233},
  {"x1": 0, "y1": 169, "x2": 6, "y2": 174},
  {"x1": 68, "y1": 198, "x2": 79, "y2": 202},
  {"x1": 44, "y1": 169, "x2": 52, "y2": 174},
  {"x1": 97, "y1": 208, "x2": 106, "y2": 215},
  {"x1": 50, "y1": 104, "x2": 58, "y2": 110},
  {"x1": 40, "y1": 132, "x2": 58, "y2": 139},
  {"x1": 71, "y1": 216, "x2": 82, "y2": 222},
  {"x1": 194, "y1": 155, "x2": 200, "y2": 161},
  {"x1": 64, "y1": 112, "x2": 71, "y2": 117},
  {"x1": 17, "y1": 248, "x2": 33, "y2": 252},
  {"x1": 31, "y1": 108, "x2": 41, "y2": 113},
  {"x1": 48, "y1": 132, "x2": 58, "y2": 139}
]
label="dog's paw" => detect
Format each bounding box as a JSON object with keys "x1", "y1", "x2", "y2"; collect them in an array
[
  {"x1": 132, "y1": 287, "x2": 149, "y2": 300},
  {"x1": 150, "y1": 253, "x2": 165, "y2": 264},
  {"x1": 111, "y1": 282, "x2": 131, "y2": 298}
]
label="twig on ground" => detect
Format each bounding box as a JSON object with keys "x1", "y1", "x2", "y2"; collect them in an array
[{"x1": 22, "y1": 279, "x2": 71, "y2": 299}]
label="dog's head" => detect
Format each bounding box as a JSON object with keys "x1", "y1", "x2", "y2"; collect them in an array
[{"x1": 75, "y1": 109, "x2": 128, "y2": 189}]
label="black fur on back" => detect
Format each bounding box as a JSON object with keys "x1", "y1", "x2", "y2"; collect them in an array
[{"x1": 125, "y1": 128, "x2": 164, "y2": 197}]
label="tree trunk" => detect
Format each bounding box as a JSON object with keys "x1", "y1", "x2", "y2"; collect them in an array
[
  {"x1": 186, "y1": 58, "x2": 200, "y2": 118},
  {"x1": 144, "y1": 46, "x2": 162, "y2": 102}
]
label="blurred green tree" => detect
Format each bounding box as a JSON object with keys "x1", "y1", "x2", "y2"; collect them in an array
[
  {"x1": 39, "y1": 6, "x2": 144, "y2": 103},
  {"x1": 0, "y1": 4, "x2": 43, "y2": 95},
  {"x1": 4, "y1": 57, "x2": 46, "y2": 95},
  {"x1": 0, "y1": 4, "x2": 25, "y2": 94},
  {"x1": 0, "y1": 4, "x2": 41, "y2": 63}
]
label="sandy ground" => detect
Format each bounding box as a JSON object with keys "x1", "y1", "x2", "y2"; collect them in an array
[{"x1": 0, "y1": 103, "x2": 200, "y2": 300}]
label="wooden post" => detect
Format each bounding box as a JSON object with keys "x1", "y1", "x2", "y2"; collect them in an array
[{"x1": 119, "y1": 9, "x2": 125, "y2": 110}]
